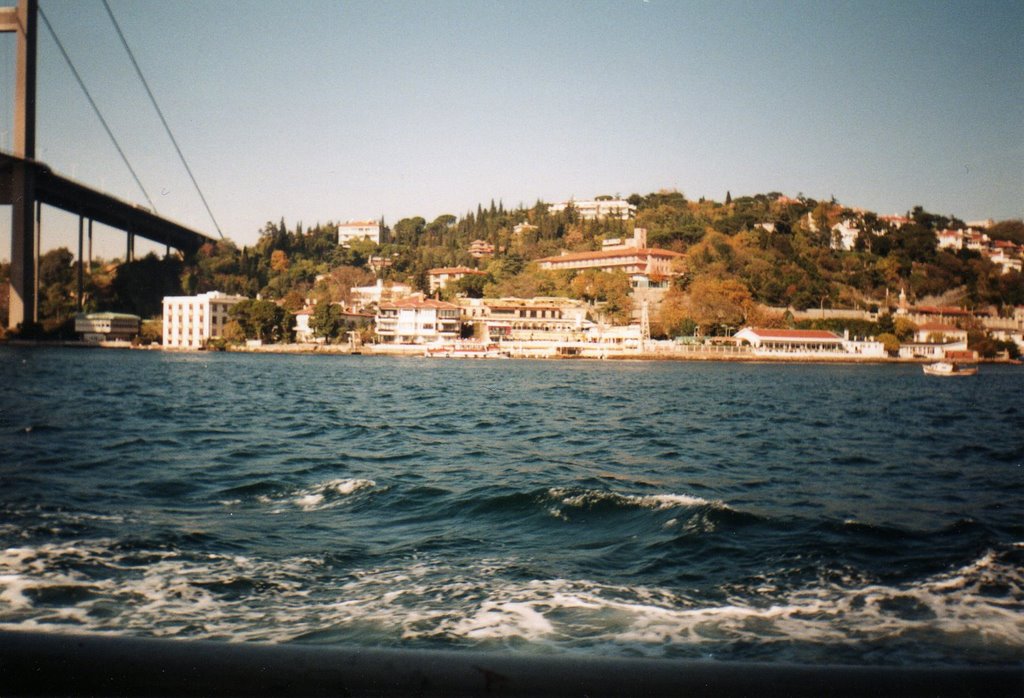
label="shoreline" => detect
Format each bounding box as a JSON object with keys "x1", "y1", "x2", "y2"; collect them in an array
[{"x1": 3, "y1": 339, "x2": 1019, "y2": 365}]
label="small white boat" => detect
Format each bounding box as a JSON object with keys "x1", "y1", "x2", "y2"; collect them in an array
[{"x1": 923, "y1": 361, "x2": 978, "y2": 376}]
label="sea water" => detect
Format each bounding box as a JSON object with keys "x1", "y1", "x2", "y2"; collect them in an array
[{"x1": 0, "y1": 347, "x2": 1021, "y2": 665}]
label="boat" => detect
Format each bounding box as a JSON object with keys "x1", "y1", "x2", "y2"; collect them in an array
[
  {"x1": 424, "y1": 342, "x2": 509, "y2": 359},
  {"x1": 923, "y1": 361, "x2": 978, "y2": 376}
]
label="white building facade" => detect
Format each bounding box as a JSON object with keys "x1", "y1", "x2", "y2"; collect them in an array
[
  {"x1": 162, "y1": 291, "x2": 246, "y2": 349},
  {"x1": 375, "y1": 298, "x2": 460, "y2": 344},
  {"x1": 338, "y1": 220, "x2": 383, "y2": 245},
  {"x1": 548, "y1": 199, "x2": 636, "y2": 220},
  {"x1": 74, "y1": 312, "x2": 141, "y2": 342}
]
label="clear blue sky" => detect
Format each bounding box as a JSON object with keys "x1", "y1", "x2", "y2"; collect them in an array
[{"x1": 2, "y1": 0, "x2": 1022, "y2": 259}]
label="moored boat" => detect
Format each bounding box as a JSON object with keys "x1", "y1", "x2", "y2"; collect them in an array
[{"x1": 923, "y1": 361, "x2": 978, "y2": 376}]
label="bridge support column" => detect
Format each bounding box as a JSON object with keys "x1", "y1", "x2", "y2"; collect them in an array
[
  {"x1": 77, "y1": 216, "x2": 84, "y2": 311},
  {"x1": 9, "y1": 162, "x2": 37, "y2": 327},
  {"x1": 3, "y1": 0, "x2": 38, "y2": 330}
]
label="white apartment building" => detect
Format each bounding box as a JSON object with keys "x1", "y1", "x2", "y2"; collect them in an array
[
  {"x1": 548, "y1": 199, "x2": 636, "y2": 220},
  {"x1": 338, "y1": 220, "x2": 383, "y2": 245},
  {"x1": 375, "y1": 298, "x2": 460, "y2": 344},
  {"x1": 162, "y1": 291, "x2": 246, "y2": 349}
]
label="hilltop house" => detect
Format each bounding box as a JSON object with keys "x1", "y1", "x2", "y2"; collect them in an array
[
  {"x1": 548, "y1": 198, "x2": 636, "y2": 220},
  {"x1": 427, "y1": 266, "x2": 487, "y2": 294},
  {"x1": 536, "y1": 228, "x2": 682, "y2": 289},
  {"x1": 338, "y1": 220, "x2": 383, "y2": 245}
]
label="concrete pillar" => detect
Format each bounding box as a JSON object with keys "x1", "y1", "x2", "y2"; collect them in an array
[{"x1": 3, "y1": 0, "x2": 38, "y2": 329}]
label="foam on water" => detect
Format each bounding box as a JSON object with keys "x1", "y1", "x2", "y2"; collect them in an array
[
  {"x1": 254, "y1": 478, "x2": 378, "y2": 512},
  {"x1": 1, "y1": 538, "x2": 1020, "y2": 662},
  {"x1": 547, "y1": 487, "x2": 723, "y2": 512}
]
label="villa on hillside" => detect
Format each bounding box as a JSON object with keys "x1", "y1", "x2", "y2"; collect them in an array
[
  {"x1": 548, "y1": 198, "x2": 636, "y2": 220},
  {"x1": 338, "y1": 220, "x2": 383, "y2": 245},
  {"x1": 350, "y1": 279, "x2": 414, "y2": 310},
  {"x1": 536, "y1": 229, "x2": 682, "y2": 289},
  {"x1": 427, "y1": 266, "x2": 487, "y2": 294}
]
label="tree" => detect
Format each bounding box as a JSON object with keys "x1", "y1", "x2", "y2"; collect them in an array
[
  {"x1": 270, "y1": 249, "x2": 290, "y2": 273},
  {"x1": 877, "y1": 333, "x2": 900, "y2": 355},
  {"x1": 310, "y1": 302, "x2": 345, "y2": 342},
  {"x1": 569, "y1": 270, "x2": 633, "y2": 324},
  {"x1": 892, "y1": 316, "x2": 918, "y2": 342},
  {"x1": 230, "y1": 299, "x2": 290, "y2": 343},
  {"x1": 684, "y1": 277, "x2": 753, "y2": 334},
  {"x1": 454, "y1": 273, "x2": 488, "y2": 298}
]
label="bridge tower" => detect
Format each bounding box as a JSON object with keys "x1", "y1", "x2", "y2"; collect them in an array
[{"x1": 1, "y1": 0, "x2": 38, "y2": 329}]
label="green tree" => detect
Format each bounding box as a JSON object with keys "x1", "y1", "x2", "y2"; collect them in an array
[
  {"x1": 310, "y1": 302, "x2": 345, "y2": 342},
  {"x1": 684, "y1": 277, "x2": 753, "y2": 334},
  {"x1": 230, "y1": 299, "x2": 290, "y2": 343}
]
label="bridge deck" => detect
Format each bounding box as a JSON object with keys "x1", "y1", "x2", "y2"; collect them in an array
[{"x1": 1, "y1": 151, "x2": 215, "y2": 253}]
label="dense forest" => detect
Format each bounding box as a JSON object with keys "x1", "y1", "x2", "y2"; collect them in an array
[{"x1": 2, "y1": 190, "x2": 1022, "y2": 341}]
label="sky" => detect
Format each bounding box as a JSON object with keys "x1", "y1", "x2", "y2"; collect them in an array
[{"x1": 1, "y1": 0, "x2": 1022, "y2": 259}]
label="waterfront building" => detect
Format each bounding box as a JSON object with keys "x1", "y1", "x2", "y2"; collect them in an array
[
  {"x1": 74, "y1": 312, "x2": 141, "y2": 342},
  {"x1": 914, "y1": 323, "x2": 967, "y2": 344},
  {"x1": 548, "y1": 198, "x2": 636, "y2": 221},
  {"x1": 162, "y1": 291, "x2": 246, "y2": 349},
  {"x1": 734, "y1": 328, "x2": 885, "y2": 358},
  {"x1": 338, "y1": 220, "x2": 383, "y2": 246},
  {"x1": 427, "y1": 266, "x2": 486, "y2": 294},
  {"x1": 457, "y1": 297, "x2": 591, "y2": 341},
  {"x1": 897, "y1": 339, "x2": 969, "y2": 360},
  {"x1": 375, "y1": 297, "x2": 460, "y2": 344},
  {"x1": 293, "y1": 306, "x2": 317, "y2": 343}
]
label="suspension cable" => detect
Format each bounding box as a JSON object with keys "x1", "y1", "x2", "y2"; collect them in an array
[
  {"x1": 37, "y1": 3, "x2": 157, "y2": 212},
  {"x1": 101, "y1": 0, "x2": 224, "y2": 238}
]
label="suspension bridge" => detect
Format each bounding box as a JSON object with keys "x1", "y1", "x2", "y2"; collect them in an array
[{"x1": 1, "y1": 0, "x2": 218, "y2": 330}]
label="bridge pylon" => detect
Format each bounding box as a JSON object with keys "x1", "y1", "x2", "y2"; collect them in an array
[{"x1": 1, "y1": 0, "x2": 38, "y2": 329}]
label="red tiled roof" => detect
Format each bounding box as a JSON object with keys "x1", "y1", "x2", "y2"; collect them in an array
[
  {"x1": 379, "y1": 298, "x2": 459, "y2": 310},
  {"x1": 917, "y1": 322, "x2": 960, "y2": 332},
  {"x1": 427, "y1": 266, "x2": 485, "y2": 275},
  {"x1": 914, "y1": 306, "x2": 971, "y2": 316},
  {"x1": 743, "y1": 328, "x2": 842, "y2": 341},
  {"x1": 536, "y1": 247, "x2": 684, "y2": 264}
]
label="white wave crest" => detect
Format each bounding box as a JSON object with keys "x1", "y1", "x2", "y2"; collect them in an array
[
  {"x1": 547, "y1": 487, "x2": 720, "y2": 513},
  {"x1": 2, "y1": 541, "x2": 1021, "y2": 661}
]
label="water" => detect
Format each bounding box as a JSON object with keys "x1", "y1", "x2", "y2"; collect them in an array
[{"x1": 1, "y1": 347, "x2": 1021, "y2": 666}]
